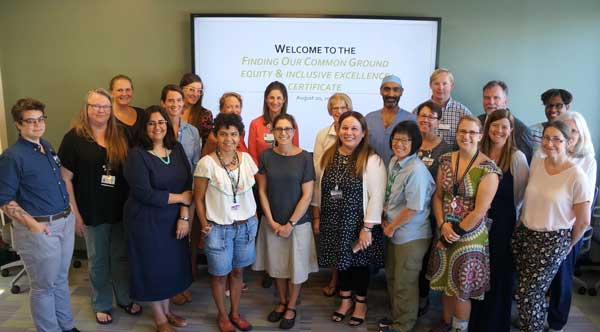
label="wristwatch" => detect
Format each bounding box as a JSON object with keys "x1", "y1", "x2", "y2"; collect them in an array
[
  {"x1": 179, "y1": 216, "x2": 190, "y2": 222},
  {"x1": 289, "y1": 220, "x2": 298, "y2": 228}
]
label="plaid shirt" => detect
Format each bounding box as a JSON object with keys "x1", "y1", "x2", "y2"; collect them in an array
[{"x1": 413, "y1": 97, "x2": 472, "y2": 149}]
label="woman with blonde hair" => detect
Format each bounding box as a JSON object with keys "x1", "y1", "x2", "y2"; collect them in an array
[{"x1": 59, "y1": 88, "x2": 141, "y2": 324}]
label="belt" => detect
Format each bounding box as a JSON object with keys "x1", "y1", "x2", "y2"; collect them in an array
[
  {"x1": 33, "y1": 208, "x2": 71, "y2": 223},
  {"x1": 209, "y1": 219, "x2": 248, "y2": 226}
]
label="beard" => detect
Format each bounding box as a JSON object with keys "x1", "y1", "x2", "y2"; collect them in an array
[{"x1": 383, "y1": 96, "x2": 399, "y2": 108}]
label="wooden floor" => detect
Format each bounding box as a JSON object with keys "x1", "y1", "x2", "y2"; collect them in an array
[{"x1": 1, "y1": 261, "x2": 599, "y2": 332}]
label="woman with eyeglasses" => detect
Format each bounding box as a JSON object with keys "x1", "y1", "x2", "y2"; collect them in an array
[
  {"x1": 414, "y1": 100, "x2": 451, "y2": 317},
  {"x1": 253, "y1": 113, "x2": 318, "y2": 330},
  {"x1": 160, "y1": 84, "x2": 202, "y2": 306},
  {"x1": 123, "y1": 106, "x2": 193, "y2": 332},
  {"x1": 378, "y1": 121, "x2": 435, "y2": 332},
  {"x1": 544, "y1": 111, "x2": 596, "y2": 332},
  {"x1": 512, "y1": 121, "x2": 590, "y2": 332},
  {"x1": 312, "y1": 92, "x2": 352, "y2": 298},
  {"x1": 469, "y1": 109, "x2": 529, "y2": 332},
  {"x1": 59, "y1": 88, "x2": 141, "y2": 325},
  {"x1": 194, "y1": 113, "x2": 258, "y2": 332},
  {"x1": 248, "y1": 81, "x2": 299, "y2": 165},
  {"x1": 109, "y1": 74, "x2": 144, "y2": 143},
  {"x1": 317, "y1": 111, "x2": 386, "y2": 327},
  {"x1": 426, "y1": 115, "x2": 501, "y2": 332},
  {"x1": 180, "y1": 73, "x2": 213, "y2": 146}
]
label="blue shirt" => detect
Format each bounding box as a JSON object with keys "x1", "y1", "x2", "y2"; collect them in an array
[
  {"x1": 177, "y1": 120, "x2": 201, "y2": 172},
  {"x1": 384, "y1": 154, "x2": 435, "y2": 245},
  {"x1": 0, "y1": 137, "x2": 70, "y2": 216},
  {"x1": 365, "y1": 108, "x2": 416, "y2": 166}
]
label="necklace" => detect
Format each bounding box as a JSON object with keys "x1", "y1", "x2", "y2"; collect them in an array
[
  {"x1": 148, "y1": 149, "x2": 171, "y2": 165},
  {"x1": 216, "y1": 149, "x2": 241, "y2": 203},
  {"x1": 216, "y1": 149, "x2": 239, "y2": 167}
]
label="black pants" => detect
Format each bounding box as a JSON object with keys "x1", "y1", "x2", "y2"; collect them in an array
[{"x1": 339, "y1": 266, "x2": 370, "y2": 297}]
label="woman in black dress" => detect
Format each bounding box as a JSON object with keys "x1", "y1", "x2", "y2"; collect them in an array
[
  {"x1": 123, "y1": 106, "x2": 193, "y2": 332},
  {"x1": 317, "y1": 111, "x2": 386, "y2": 327}
]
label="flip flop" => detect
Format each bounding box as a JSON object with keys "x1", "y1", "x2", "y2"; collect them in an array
[
  {"x1": 95, "y1": 311, "x2": 113, "y2": 325},
  {"x1": 118, "y1": 302, "x2": 143, "y2": 316}
]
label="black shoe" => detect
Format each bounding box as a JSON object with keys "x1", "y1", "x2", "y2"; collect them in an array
[
  {"x1": 267, "y1": 303, "x2": 287, "y2": 322},
  {"x1": 378, "y1": 317, "x2": 393, "y2": 328},
  {"x1": 63, "y1": 328, "x2": 81, "y2": 332},
  {"x1": 279, "y1": 308, "x2": 296, "y2": 330},
  {"x1": 348, "y1": 296, "x2": 367, "y2": 327}
]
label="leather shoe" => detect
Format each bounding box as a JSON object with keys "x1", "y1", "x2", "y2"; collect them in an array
[
  {"x1": 155, "y1": 322, "x2": 175, "y2": 332},
  {"x1": 170, "y1": 293, "x2": 188, "y2": 305},
  {"x1": 230, "y1": 313, "x2": 253, "y2": 331},
  {"x1": 217, "y1": 317, "x2": 235, "y2": 332},
  {"x1": 166, "y1": 313, "x2": 187, "y2": 327}
]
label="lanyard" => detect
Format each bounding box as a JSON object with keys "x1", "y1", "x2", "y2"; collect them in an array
[
  {"x1": 216, "y1": 149, "x2": 241, "y2": 203},
  {"x1": 453, "y1": 150, "x2": 479, "y2": 197}
]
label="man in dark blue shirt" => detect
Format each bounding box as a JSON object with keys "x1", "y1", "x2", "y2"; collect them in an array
[{"x1": 0, "y1": 98, "x2": 80, "y2": 332}]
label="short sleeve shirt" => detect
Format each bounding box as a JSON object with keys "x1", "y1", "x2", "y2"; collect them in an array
[{"x1": 258, "y1": 149, "x2": 315, "y2": 225}]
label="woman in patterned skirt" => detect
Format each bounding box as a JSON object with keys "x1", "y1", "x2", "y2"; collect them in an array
[
  {"x1": 316, "y1": 111, "x2": 386, "y2": 327},
  {"x1": 512, "y1": 121, "x2": 590, "y2": 332},
  {"x1": 426, "y1": 115, "x2": 501, "y2": 332}
]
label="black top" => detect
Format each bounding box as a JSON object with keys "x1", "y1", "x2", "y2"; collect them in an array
[
  {"x1": 0, "y1": 138, "x2": 69, "y2": 216},
  {"x1": 117, "y1": 106, "x2": 145, "y2": 146},
  {"x1": 58, "y1": 129, "x2": 128, "y2": 226},
  {"x1": 258, "y1": 149, "x2": 315, "y2": 226}
]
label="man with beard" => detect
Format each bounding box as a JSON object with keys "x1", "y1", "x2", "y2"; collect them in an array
[
  {"x1": 365, "y1": 75, "x2": 416, "y2": 166},
  {"x1": 478, "y1": 80, "x2": 534, "y2": 163}
]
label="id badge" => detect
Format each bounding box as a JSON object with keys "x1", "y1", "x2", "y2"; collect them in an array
[
  {"x1": 422, "y1": 156, "x2": 434, "y2": 166},
  {"x1": 101, "y1": 175, "x2": 116, "y2": 187},
  {"x1": 263, "y1": 133, "x2": 275, "y2": 143},
  {"x1": 330, "y1": 185, "x2": 343, "y2": 200},
  {"x1": 438, "y1": 123, "x2": 451, "y2": 130},
  {"x1": 231, "y1": 202, "x2": 241, "y2": 211}
]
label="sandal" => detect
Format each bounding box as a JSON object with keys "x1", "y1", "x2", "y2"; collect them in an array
[
  {"x1": 166, "y1": 312, "x2": 187, "y2": 327},
  {"x1": 170, "y1": 292, "x2": 188, "y2": 305},
  {"x1": 279, "y1": 308, "x2": 297, "y2": 330},
  {"x1": 348, "y1": 296, "x2": 367, "y2": 327},
  {"x1": 217, "y1": 316, "x2": 235, "y2": 332},
  {"x1": 267, "y1": 302, "x2": 287, "y2": 322},
  {"x1": 118, "y1": 302, "x2": 143, "y2": 316},
  {"x1": 229, "y1": 313, "x2": 253, "y2": 331},
  {"x1": 182, "y1": 289, "x2": 192, "y2": 301},
  {"x1": 95, "y1": 311, "x2": 113, "y2": 325},
  {"x1": 331, "y1": 294, "x2": 353, "y2": 322},
  {"x1": 322, "y1": 284, "x2": 338, "y2": 297},
  {"x1": 155, "y1": 322, "x2": 175, "y2": 332}
]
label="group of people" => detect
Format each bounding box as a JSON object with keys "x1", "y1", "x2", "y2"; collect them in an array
[{"x1": 0, "y1": 68, "x2": 595, "y2": 332}]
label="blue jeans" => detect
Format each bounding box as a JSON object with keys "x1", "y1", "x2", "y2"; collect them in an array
[
  {"x1": 12, "y1": 213, "x2": 75, "y2": 332},
  {"x1": 84, "y1": 222, "x2": 131, "y2": 312},
  {"x1": 205, "y1": 216, "x2": 258, "y2": 276}
]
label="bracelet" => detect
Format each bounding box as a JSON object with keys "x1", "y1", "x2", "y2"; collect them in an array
[
  {"x1": 179, "y1": 216, "x2": 190, "y2": 222},
  {"x1": 288, "y1": 220, "x2": 297, "y2": 228},
  {"x1": 362, "y1": 226, "x2": 372, "y2": 233},
  {"x1": 438, "y1": 222, "x2": 446, "y2": 231}
]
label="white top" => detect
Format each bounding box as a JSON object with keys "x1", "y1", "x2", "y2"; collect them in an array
[
  {"x1": 510, "y1": 150, "x2": 529, "y2": 218},
  {"x1": 314, "y1": 152, "x2": 387, "y2": 224},
  {"x1": 312, "y1": 123, "x2": 337, "y2": 206},
  {"x1": 574, "y1": 154, "x2": 597, "y2": 201},
  {"x1": 521, "y1": 156, "x2": 589, "y2": 231},
  {"x1": 194, "y1": 152, "x2": 258, "y2": 225}
]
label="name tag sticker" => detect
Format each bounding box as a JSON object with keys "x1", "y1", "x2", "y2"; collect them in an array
[
  {"x1": 101, "y1": 175, "x2": 116, "y2": 187},
  {"x1": 439, "y1": 123, "x2": 451, "y2": 130},
  {"x1": 422, "y1": 156, "x2": 434, "y2": 166},
  {"x1": 231, "y1": 203, "x2": 241, "y2": 211},
  {"x1": 330, "y1": 189, "x2": 343, "y2": 200},
  {"x1": 263, "y1": 133, "x2": 275, "y2": 143}
]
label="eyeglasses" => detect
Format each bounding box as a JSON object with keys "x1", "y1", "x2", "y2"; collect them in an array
[
  {"x1": 185, "y1": 87, "x2": 203, "y2": 94},
  {"x1": 20, "y1": 115, "x2": 47, "y2": 125},
  {"x1": 457, "y1": 129, "x2": 481, "y2": 136},
  {"x1": 542, "y1": 136, "x2": 564, "y2": 144},
  {"x1": 545, "y1": 103, "x2": 564, "y2": 110},
  {"x1": 87, "y1": 104, "x2": 112, "y2": 111},
  {"x1": 418, "y1": 114, "x2": 439, "y2": 120},
  {"x1": 391, "y1": 137, "x2": 412, "y2": 145},
  {"x1": 272, "y1": 127, "x2": 294, "y2": 134},
  {"x1": 147, "y1": 120, "x2": 168, "y2": 127}
]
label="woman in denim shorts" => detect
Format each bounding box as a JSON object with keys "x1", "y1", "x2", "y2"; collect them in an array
[{"x1": 194, "y1": 113, "x2": 258, "y2": 332}]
